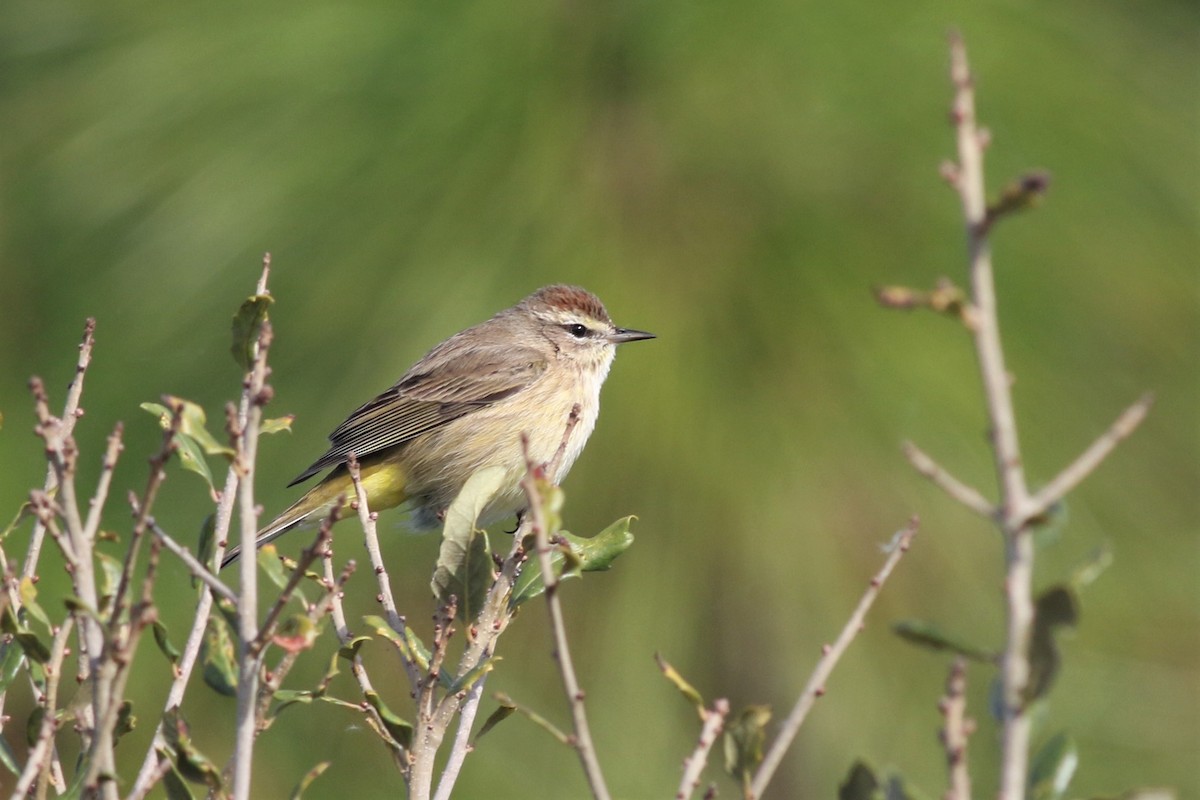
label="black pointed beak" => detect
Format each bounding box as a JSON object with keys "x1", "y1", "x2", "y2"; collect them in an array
[{"x1": 607, "y1": 327, "x2": 656, "y2": 344}]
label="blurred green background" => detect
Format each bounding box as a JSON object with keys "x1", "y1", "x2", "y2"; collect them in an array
[{"x1": 1, "y1": 0, "x2": 1196, "y2": 797}]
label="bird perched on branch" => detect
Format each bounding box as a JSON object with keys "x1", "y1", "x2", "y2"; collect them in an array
[{"x1": 222, "y1": 285, "x2": 654, "y2": 568}]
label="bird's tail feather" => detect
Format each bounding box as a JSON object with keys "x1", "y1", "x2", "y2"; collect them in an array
[{"x1": 220, "y1": 489, "x2": 335, "y2": 570}]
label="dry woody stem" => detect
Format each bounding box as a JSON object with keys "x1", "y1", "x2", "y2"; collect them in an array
[{"x1": 749, "y1": 519, "x2": 919, "y2": 798}]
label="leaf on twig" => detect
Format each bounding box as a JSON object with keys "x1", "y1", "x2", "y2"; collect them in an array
[
  {"x1": 115, "y1": 700, "x2": 137, "y2": 741},
  {"x1": 289, "y1": 761, "x2": 331, "y2": 799},
  {"x1": 0, "y1": 607, "x2": 50, "y2": 664},
  {"x1": 142, "y1": 398, "x2": 234, "y2": 493},
  {"x1": 152, "y1": 620, "x2": 182, "y2": 665},
  {"x1": 510, "y1": 516, "x2": 636, "y2": 608},
  {"x1": 723, "y1": 705, "x2": 771, "y2": 791},
  {"x1": 261, "y1": 414, "x2": 296, "y2": 435},
  {"x1": 431, "y1": 466, "x2": 504, "y2": 620},
  {"x1": 257, "y1": 544, "x2": 291, "y2": 591},
  {"x1": 474, "y1": 698, "x2": 516, "y2": 743},
  {"x1": 1028, "y1": 731, "x2": 1077, "y2": 800},
  {"x1": 363, "y1": 691, "x2": 414, "y2": 749},
  {"x1": 160, "y1": 709, "x2": 223, "y2": 788},
  {"x1": 200, "y1": 614, "x2": 238, "y2": 697},
  {"x1": 1026, "y1": 585, "x2": 1079, "y2": 705},
  {"x1": 0, "y1": 733, "x2": 19, "y2": 777},
  {"x1": 491, "y1": 692, "x2": 570, "y2": 745},
  {"x1": 654, "y1": 652, "x2": 706, "y2": 717},
  {"x1": 363, "y1": 615, "x2": 431, "y2": 672},
  {"x1": 838, "y1": 760, "x2": 928, "y2": 800},
  {"x1": 196, "y1": 514, "x2": 217, "y2": 576},
  {"x1": 892, "y1": 619, "x2": 995, "y2": 662},
  {"x1": 985, "y1": 171, "x2": 1051, "y2": 226},
  {"x1": 231, "y1": 293, "x2": 273, "y2": 370}
]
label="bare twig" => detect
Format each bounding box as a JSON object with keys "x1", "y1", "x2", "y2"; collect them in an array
[
  {"x1": 522, "y1": 434, "x2": 611, "y2": 800},
  {"x1": 345, "y1": 454, "x2": 420, "y2": 689},
  {"x1": 676, "y1": 699, "x2": 730, "y2": 800},
  {"x1": 143, "y1": 512, "x2": 237, "y2": 605},
  {"x1": 944, "y1": 33, "x2": 1035, "y2": 799},
  {"x1": 903, "y1": 441, "x2": 994, "y2": 518},
  {"x1": 231, "y1": 255, "x2": 275, "y2": 800},
  {"x1": 940, "y1": 657, "x2": 974, "y2": 800},
  {"x1": 129, "y1": 256, "x2": 277, "y2": 799},
  {"x1": 1024, "y1": 392, "x2": 1154, "y2": 521},
  {"x1": 749, "y1": 519, "x2": 919, "y2": 798},
  {"x1": 253, "y1": 514, "x2": 337, "y2": 656},
  {"x1": 431, "y1": 675, "x2": 488, "y2": 800},
  {"x1": 23, "y1": 318, "x2": 96, "y2": 581},
  {"x1": 11, "y1": 617, "x2": 75, "y2": 799}
]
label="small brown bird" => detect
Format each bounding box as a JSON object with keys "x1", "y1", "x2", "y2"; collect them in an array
[{"x1": 223, "y1": 285, "x2": 653, "y2": 567}]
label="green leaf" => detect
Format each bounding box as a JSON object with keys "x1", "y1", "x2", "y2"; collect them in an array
[
  {"x1": 723, "y1": 705, "x2": 772, "y2": 792},
  {"x1": 892, "y1": 619, "x2": 995, "y2": 662},
  {"x1": 161, "y1": 709, "x2": 223, "y2": 787},
  {"x1": 363, "y1": 691, "x2": 414, "y2": 749},
  {"x1": 289, "y1": 761, "x2": 331, "y2": 800},
  {"x1": 655, "y1": 652, "x2": 706, "y2": 716},
  {"x1": 431, "y1": 466, "x2": 504, "y2": 620},
  {"x1": 200, "y1": 615, "x2": 238, "y2": 697},
  {"x1": 196, "y1": 514, "x2": 217, "y2": 576},
  {"x1": 115, "y1": 700, "x2": 137, "y2": 741},
  {"x1": 337, "y1": 635, "x2": 371, "y2": 662},
  {"x1": 96, "y1": 551, "x2": 124, "y2": 611},
  {"x1": 154, "y1": 617, "x2": 183, "y2": 664},
  {"x1": 162, "y1": 764, "x2": 196, "y2": 800},
  {"x1": 445, "y1": 656, "x2": 498, "y2": 694},
  {"x1": 18, "y1": 576, "x2": 52, "y2": 629},
  {"x1": 1028, "y1": 732, "x2": 1077, "y2": 800},
  {"x1": 26, "y1": 705, "x2": 45, "y2": 747},
  {"x1": 510, "y1": 516, "x2": 637, "y2": 608},
  {"x1": 257, "y1": 544, "x2": 291, "y2": 591},
  {"x1": 0, "y1": 641, "x2": 23, "y2": 694},
  {"x1": 474, "y1": 698, "x2": 516, "y2": 743},
  {"x1": 1026, "y1": 586, "x2": 1080, "y2": 705},
  {"x1": 231, "y1": 294, "x2": 274, "y2": 370},
  {"x1": 262, "y1": 414, "x2": 296, "y2": 435},
  {"x1": 838, "y1": 761, "x2": 879, "y2": 800},
  {"x1": 0, "y1": 732, "x2": 19, "y2": 776},
  {"x1": 362, "y1": 615, "x2": 431, "y2": 672},
  {"x1": 0, "y1": 501, "x2": 32, "y2": 545}
]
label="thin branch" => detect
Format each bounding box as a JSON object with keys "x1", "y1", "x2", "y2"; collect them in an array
[
  {"x1": 750, "y1": 519, "x2": 919, "y2": 798},
  {"x1": 130, "y1": 256, "x2": 273, "y2": 797},
  {"x1": 945, "y1": 32, "x2": 1035, "y2": 800},
  {"x1": 903, "y1": 441, "x2": 995, "y2": 518},
  {"x1": 676, "y1": 699, "x2": 730, "y2": 800},
  {"x1": 522, "y1": 438, "x2": 611, "y2": 800},
  {"x1": 23, "y1": 318, "x2": 96, "y2": 582},
  {"x1": 321, "y1": 553, "x2": 405, "y2": 761},
  {"x1": 252, "y1": 513, "x2": 337, "y2": 656},
  {"x1": 432, "y1": 675, "x2": 489, "y2": 800},
  {"x1": 10, "y1": 617, "x2": 74, "y2": 800},
  {"x1": 232, "y1": 255, "x2": 274, "y2": 800},
  {"x1": 1024, "y1": 392, "x2": 1154, "y2": 521},
  {"x1": 345, "y1": 454, "x2": 421, "y2": 688},
  {"x1": 143, "y1": 512, "x2": 237, "y2": 605},
  {"x1": 939, "y1": 657, "x2": 974, "y2": 800}
]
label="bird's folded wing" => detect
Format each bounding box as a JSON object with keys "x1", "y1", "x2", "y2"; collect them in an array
[{"x1": 288, "y1": 346, "x2": 548, "y2": 486}]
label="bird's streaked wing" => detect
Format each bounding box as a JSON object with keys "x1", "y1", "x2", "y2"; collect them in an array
[{"x1": 288, "y1": 345, "x2": 547, "y2": 486}]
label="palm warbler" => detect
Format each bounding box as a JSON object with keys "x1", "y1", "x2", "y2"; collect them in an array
[{"x1": 222, "y1": 285, "x2": 653, "y2": 568}]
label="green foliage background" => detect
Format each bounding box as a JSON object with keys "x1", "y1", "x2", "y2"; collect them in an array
[{"x1": 1, "y1": 0, "x2": 1196, "y2": 797}]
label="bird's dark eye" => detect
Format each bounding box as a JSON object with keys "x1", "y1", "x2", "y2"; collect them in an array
[{"x1": 564, "y1": 323, "x2": 589, "y2": 338}]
